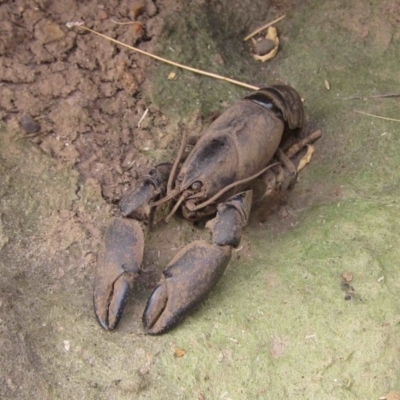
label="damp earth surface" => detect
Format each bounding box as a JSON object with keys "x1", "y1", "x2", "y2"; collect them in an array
[{"x1": 1, "y1": 0, "x2": 400, "y2": 398}]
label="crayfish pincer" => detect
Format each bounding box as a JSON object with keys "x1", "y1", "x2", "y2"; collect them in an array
[{"x1": 94, "y1": 84, "x2": 318, "y2": 335}]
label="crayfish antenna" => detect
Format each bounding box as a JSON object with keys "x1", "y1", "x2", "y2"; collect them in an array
[
  {"x1": 191, "y1": 162, "x2": 280, "y2": 211},
  {"x1": 150, "y1": 188, "x2": 180, "y2": 207},
  {"x1": 167, "y1": 130, "x2": 187, "y2": 195},
  {"x1": 164, "y1": 192, "x2": 188, "y2": 223}
]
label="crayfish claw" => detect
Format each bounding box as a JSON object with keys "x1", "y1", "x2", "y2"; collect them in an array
[
  {"x1": 93, "y1": 217, "x2": 144, "y2": 330},
  {"x1": 142, "y1": 284, "x2": 168, "y2": 333},
  {"x1": 107, "y1": 275, "x2": 131, "y2": 329},
  {"x1": 143, "y1": 240, "x2": 232, "y2": 335}
]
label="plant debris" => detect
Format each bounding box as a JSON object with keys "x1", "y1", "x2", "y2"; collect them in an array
[
  {"x1": 252, "y1": 26, "x2": 279, "y2": 62},
  {"x1": 297, "y1": 145, "x2": 315, "y2": 172},
  {"x1": 67, "y1": 24, "x2": 259, "y2": 91},
  {"x1": 354, "y1": 110, "x2": 400, "y2": 122},
  {"x1": 173, "y1": 348, "x2": 186, "y2": 358},
  {"x1": 244, "y1": 15, "x2": 286, "y2": 41},
  {"x1": 253, "y1": 38, "x2": 276, "y2": 56}
]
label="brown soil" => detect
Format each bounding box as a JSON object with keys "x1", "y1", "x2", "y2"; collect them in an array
[
  {"x1": 1, "y1": 0, "x2": 301, "y2": 203},
  {"x1": 0, "y1": 0, "x2": 182, "y2": 202}
]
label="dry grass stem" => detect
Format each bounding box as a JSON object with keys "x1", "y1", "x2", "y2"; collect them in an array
[
  {"x1": 137, "y1": 108, "x2": 149, "y2": 128},
  {"x1": 77, "y1": 26, "x2": 260, "y2": 91},
  {"x1": 111, "y1": 19, "x2": 143, "y2": 25},
  {"x1": 285, "y1": 130, "x2": 322, "y2": 158},
  {"x1": 354, "y1": 110, "x2": 400, "y2": 122},
  {"x1": 339, "y1": 93, "x2": 400, "y2": 100},
  {"x1": 244, "y1": 15, "x2": 286, "y2": 41}
]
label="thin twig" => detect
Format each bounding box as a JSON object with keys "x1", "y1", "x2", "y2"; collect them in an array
[
  {"x1": 110, "y1": 19, "x2": 142, "y2": 25},
  {"x1": 285, "y1": 130, "x2": 322, "y2": 158},
  {"x1": 14, "y1": 131, "x2": 47, "y2": 141},
  {"x1": 165, "y1": 192, "x2": 188, "y2": 222},
  {"x1": 338, "y1": 93, "x2": 400, "y2": 100},
  {"x1": 244, "y1": 15, "x2": 286, "y2": 41},
  {"x1": 354, "y1": 110, "x2": 400, "y2": 122},
  {"x1": 73, "y1": 25, "x2": 260, "y2": 91},
  {"x1": 167, "y1": 130, "x2": 187, "y2": 195},
  {"x1": 137, "y1": 108, "x2": 149, "y2": 128}
]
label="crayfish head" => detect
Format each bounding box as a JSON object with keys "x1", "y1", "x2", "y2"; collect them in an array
[{"x1": 162, "y1": 180, "x2": 208, "y2": 222}]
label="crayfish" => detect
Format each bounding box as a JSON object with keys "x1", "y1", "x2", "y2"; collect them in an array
[{"x1": 93, "y1": 84, "x2": 320, "y2": 335}]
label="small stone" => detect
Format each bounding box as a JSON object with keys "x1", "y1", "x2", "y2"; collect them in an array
[
  {"x1": 253, "y1": 38, "x2": 276, "y2": 56},
  {"x1": 63, "y1": 340, "x2": 70, "y2": 351},
  {"x1": 341, "y1": 271, "x2": 353, "y2": 282},
  {"x1": 19, "y1": 114, "x2": 41, "y2": 134}
]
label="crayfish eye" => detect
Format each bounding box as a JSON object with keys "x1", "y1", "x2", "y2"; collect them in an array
[{"x1": 191, "y1": 181, "x2": 202, "y2": 191}]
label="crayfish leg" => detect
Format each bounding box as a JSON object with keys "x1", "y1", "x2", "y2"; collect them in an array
[{"x1": 119, "y1": 163, "x2": 172, "y2": 219}]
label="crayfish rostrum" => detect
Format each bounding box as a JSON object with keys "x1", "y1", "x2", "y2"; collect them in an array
[{"x1": 93, "y1": 84, "x2": 320, "y2": 335}]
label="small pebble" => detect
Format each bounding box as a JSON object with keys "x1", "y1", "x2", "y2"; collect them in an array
[
  {"x1": 253, "y1": 38, "x2": 276, "y2": 56},
  {"x1": 19, "y1": 114, "x2": 40, "y2": 134},
  {"x1": 341, "y1": 271, "x2": 353, "y2": 282}
]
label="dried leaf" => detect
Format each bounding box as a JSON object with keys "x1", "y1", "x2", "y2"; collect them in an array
[
  {"x1": 168, "y1": 71, "x2": 177, "y2": 80},
  {"x1": 253, "y1": 46, "x2": 278, "y2": 62},
  {"x1": 266, "y1": 26, "x2": 278, "y2": 41},
  {"x1": 253, "y1": 26, "x2": 279, "y2": 62},
  {"x1": 174, "y1": 348, "x2": 186, "y2": 358},
  {"x1": 297, "y1": 145, "x2": 315, "y2": 172}
]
